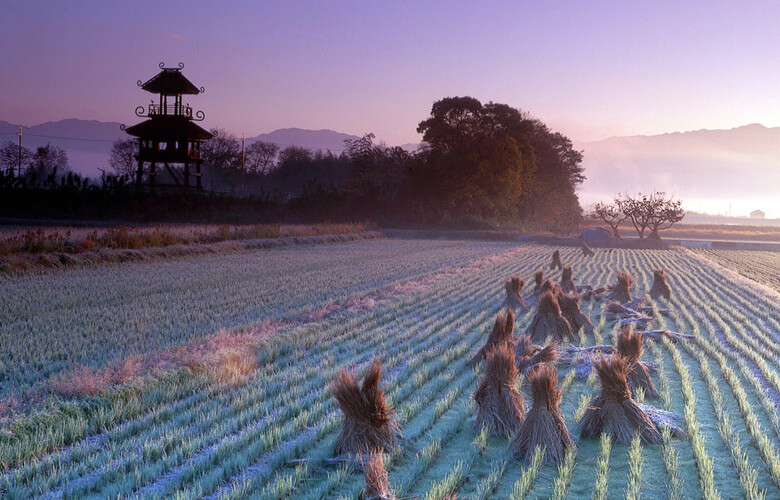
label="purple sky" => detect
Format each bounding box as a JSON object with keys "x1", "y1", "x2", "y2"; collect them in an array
[
  {"x1": 2, "y1": 1, "x2": 779, "y2": 216},
  {"x1": 3, "y1": 1, "x2": 779, "y2": 145}
]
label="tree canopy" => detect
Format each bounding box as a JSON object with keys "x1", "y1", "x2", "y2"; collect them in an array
[{"x1": 413, "y1": 96, "x2": 583, "y2": 226}]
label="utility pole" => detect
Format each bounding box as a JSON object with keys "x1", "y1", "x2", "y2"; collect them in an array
[
  {"x1": 241, "y1": 133, "x2": 245, "y2": 196},
  {"x1": 17, "y1": 127, "x2": 23, "y2": 178}
]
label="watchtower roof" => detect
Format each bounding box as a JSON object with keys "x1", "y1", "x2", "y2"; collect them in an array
[
  {"x1": 139, "y1": 64, "x2": 202, "y2": 95},
  {"x1": 124, "y1": 115, "x2": 213, "y2": 140}
]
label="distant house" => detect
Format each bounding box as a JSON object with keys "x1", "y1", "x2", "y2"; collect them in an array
[{"x1": 750, "y1": 209, "x2": 766, "y2": 219}]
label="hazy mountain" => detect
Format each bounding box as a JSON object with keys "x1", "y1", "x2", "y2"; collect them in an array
[
  {"x1": 246, "y1": 128, "x2": 360, "y2": 154},
  {"x1": 578, "y1": 123, "x2": 780, "y2": 217}
]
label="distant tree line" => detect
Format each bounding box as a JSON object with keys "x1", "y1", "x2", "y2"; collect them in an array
[
  {"x1": 3, "y1": 97, "x2": 586, "y2": 230},
  {"x1": 0, "y1": 142, "x2": 71, "y2": 186}
]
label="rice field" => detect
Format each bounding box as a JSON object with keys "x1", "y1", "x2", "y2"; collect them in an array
[
  {"x1": 0, "y1": 239, "x2": 516, "y2": 399},
  {"x1": 1, "y1": 241, "x2": 779, "y2": 499},
  {"x1": 693, "y1": 248, "x2": 780, "y2": 292}
]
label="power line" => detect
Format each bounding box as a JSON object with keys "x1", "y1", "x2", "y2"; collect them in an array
[{"x1": 0, "y1": 132, "x2": 117, "y2": 143}]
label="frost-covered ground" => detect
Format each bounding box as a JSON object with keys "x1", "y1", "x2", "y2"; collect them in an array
[{"x1": 1, "y1": 243, "x2": 779, "y2": 499}]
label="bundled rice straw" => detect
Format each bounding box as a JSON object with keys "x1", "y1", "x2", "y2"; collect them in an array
[
  {"x1": 617, "y1": 328, "x2": 659, "y2": 398},
  {"x1": 515, "y1": 334, "x2": 559, "y2": 375},
  {"x1": 581, "y1": 241, "x2": 595, "y2": 256},
  {"x1": 550, "y1": 249, "x2": 563, "y2": 270},
  {"x1": 604, "y1": 299, "x2": 654, "y2": 328},
  {"x1": 504, "y1": 275, "x2": 527, "y2": 311},
  {"x1": 361, "y1": 451, "x2": 396, "y2": 500},
  {"x1": 558, "y1": 345, "x2": 615, "y2": 380},
  {"x1": 649, "y1": 269, "x2": 672, "y2": 300},
  {"x1": 473, "y1": 342, "x2": 525, "y2": 436},
  {"x1": 557, "y1": 292, "x2": 594, "y2": 335},
  {"x1": 331, "y1": 360, "x2": 401, "y2": 454},
  {"x1": 534, "y1": 270, "x2": 545, "y2": 292},
  {"x1": 509, "y1": 365, "x2": 573, "y2": 463},
  {"x1": 469, "y1": 309, "x2": 515, "y2": 366},
  {"x1": 637, "y1": 403, "x2": 685, "y2": 438},
  {"x1": 560, "y1": 266, "x2": 576, "y2": 294},
  {"x1": 605, "y1": 271, "x2": 634, "y2": 304},
  {"x1": 523, "y1": 291, "x2": 573, "y2": 344},
  {"x1": 578, "y1": 355, "x2": 661, "y2": 443}
]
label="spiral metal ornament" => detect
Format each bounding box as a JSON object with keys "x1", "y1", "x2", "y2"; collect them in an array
[
  {"x1": 119, "y1": 124, "x2": 126, "y2": 131},
  {"x1": 137, "y1": 80, "x2": 143, "y2": 87},
  {"x1": 193, "y1": 110, "x2": 206, "y2": 121},
  {"x1": 178, "y1": 62, "x2": 184, "y2": 69},
  {"x1": 199, "y1": 86, "x2": 205, "y2": 94},
  {"x1": 159, "y1": 61, "x2": 166, "y2": 69},
  {"x1": 135, "y1": 106, "x2": 146, "y2": 117}
]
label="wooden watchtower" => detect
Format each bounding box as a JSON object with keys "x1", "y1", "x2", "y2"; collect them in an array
[{"x1": 124, "y1": 63, "x2": 213, "y2": 190}]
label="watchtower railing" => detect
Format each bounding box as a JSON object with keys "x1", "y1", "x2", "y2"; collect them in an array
[{"x1": 148, "y1": 103, "x2": 193, "y2": 118}]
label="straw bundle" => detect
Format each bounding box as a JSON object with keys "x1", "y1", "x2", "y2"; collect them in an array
[
  {"x1": 649, "y1": 269, "x2": 672, "y2": 300},
  {"x1": 361, "y1": 451, "x2": 396, "y2": 500},
  {"x1": 504, "y1": 275, "x2": 527, "y2": 311},
  {"x1": 534, "y1": 270, "x2": 545, "y2": 292},
  {"x1": 550, "y1": 249, "x2": 563, "y2": 270},
  {"x1": 515, "y1": 334, "x2": 559, "y2": 375},
  {"x1": 557, "y1": 292, "x2": 594, "y2": 335},
  {"x1": 331, "y1": 360, "x2": 401, "y2": 454},
  {"x1": 605, "y1": 271, "x2": 634, "y2": 304},
  {"x1": 560, "y1": 266, "x2": 576, "y2": 294},
  {"x1": 509, "y1": 365, "x2": 573, "y2": 463},
  {"x1": 473, "y1": 343, "x2": 525, "y2": 436},
  {"x1": 577, "y1": 355, "x2": 661, "y2": 443},
  {"x1": 523, "y1": 291, "x2": 573, "y2": 344},
  {"x1": 581, "y1": 241, "x2": 595, "y2": 256},
  {"x1": 469, "y1": 309, "x2": 515, "y2": 366},
  {"x1": 617, "y1": 329, "x2": 659, "y2": 398}
]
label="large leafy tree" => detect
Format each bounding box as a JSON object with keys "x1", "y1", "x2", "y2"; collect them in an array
[
  {"x1": 519, "y1": 120, "x2": 584, "y2": 220},
  {"x1": 415, "y1": 96, "x2": 535, "y2": 220}
]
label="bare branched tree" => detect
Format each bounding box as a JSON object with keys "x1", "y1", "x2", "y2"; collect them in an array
[
  {"x1": 593, "y1": 201, "x2": 626, "y2": 239},
  {"x1": 245, "y1": 141, "x2": 280, "y2": 175},
  {"x1": 613, "y1": 192, "x2": 685, "y2": 239},
  {"x1": 109, "y1": 139, "x2": 137, "y2": 178}
]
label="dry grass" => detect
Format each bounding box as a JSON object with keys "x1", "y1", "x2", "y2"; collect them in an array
[
  {"x1": 0, "y1": 223, "x2": 370, "y2": 256},
  {"x1": 51, "y1": 321, "x2": 281, "y2": 398}
]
